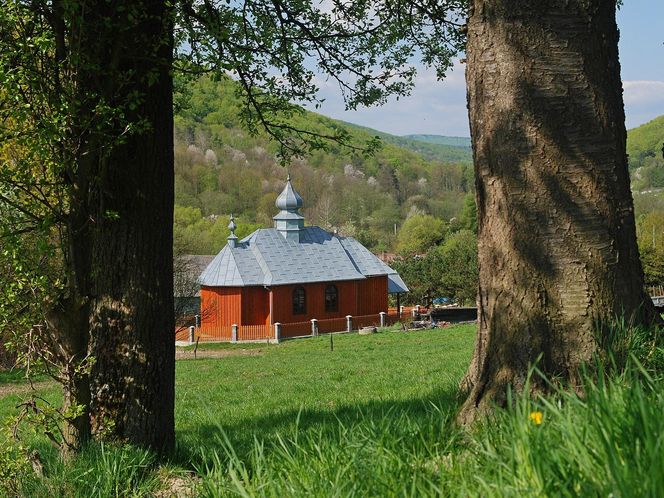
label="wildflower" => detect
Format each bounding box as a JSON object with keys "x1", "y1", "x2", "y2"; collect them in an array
[{"x1": 529, "y1": 411, "x2": 543, "y2": 425}]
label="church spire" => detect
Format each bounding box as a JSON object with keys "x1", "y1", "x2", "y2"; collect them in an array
[
  {"x1": 227, "y1": 213, "x2": 238, "y2": 248},
  {"x1": 273, "y1": 174, "x2": 305, "y2": 242}
]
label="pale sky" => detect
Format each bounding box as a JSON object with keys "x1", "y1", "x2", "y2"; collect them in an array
[{"x1": 310, "y1": 0, "x2": 664, "y2": 137}]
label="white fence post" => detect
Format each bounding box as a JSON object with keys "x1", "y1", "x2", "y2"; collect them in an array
[
  {"x1": 346, "y1": 315, "x2": 353, "y2": 332},
  {"x1": 231, "y1": 324, "x2": 238, "y2": 343},
  {"x1": 311, "y1": 318, "x2": 319, "y2": 337},
  {"x1": 379, "y1": 312, "x2": 386, "y2": 328},
  {"x1": 274, "y1": 323, "x2": 281, "y2": 343}
]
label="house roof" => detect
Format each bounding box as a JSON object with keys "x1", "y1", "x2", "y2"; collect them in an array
[
  {"x1": 199, "y1": 176, "x2": 408, "y2": 293},
  {"x1": 199, "y1": 226, "x2": 409, "y2": 293},
  {"x1": 175, "y1": 254, "x2": 215, "y2": 297}
]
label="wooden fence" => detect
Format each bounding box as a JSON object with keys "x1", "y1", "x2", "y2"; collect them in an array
[
  {"x1": 177, "y1": 310, "x2": 411, "y2": 344},
  {"x1": 317, "y1": 317, "x2": 348, "y2": 334},
  {"x1": 280, "y1": 321, "x2": 312, "y2": 338}
]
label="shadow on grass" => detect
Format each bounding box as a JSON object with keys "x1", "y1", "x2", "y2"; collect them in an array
[{"x1": 173, "y1": 384, "x2": 463, "y2": 469}]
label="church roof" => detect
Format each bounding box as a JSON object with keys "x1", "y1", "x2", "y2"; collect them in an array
[{"x1": 199, "y1": 225, "x2": 408, "y2": 293}]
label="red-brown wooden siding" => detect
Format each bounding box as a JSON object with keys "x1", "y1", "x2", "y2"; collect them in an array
[
  {"x1": 201, "y1": 286, "x2": 241, "y2": 327},
  {"x1": 271, "y1": 277, "x2": 387, "y2": 324},
  {"x1": 357, "y1": 276, "x2": 388, "y2": 315},
  {"x1": 242, "y1": 287, "x2": 270, "y2": 325},
  {"x1": 201, "y1": 276, "x2": 388, "y2": 329}
]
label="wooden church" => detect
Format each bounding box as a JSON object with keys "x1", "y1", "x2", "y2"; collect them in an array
[{"x1": 197, "y1": 176, "x2": 408, "y2": 341}]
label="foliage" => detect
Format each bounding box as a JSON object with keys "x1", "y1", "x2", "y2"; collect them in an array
[
  {"x1": 459, "y1": 193, "x2": 478, "y2": 233},
  {"x1": 396, "y1": 214, "x2": 447, "y2": 256},
  {"x1": 636, "y1": 211, "x2": 664, "y2": 287},
  {"x1": 342, "y1": 123, "x2": 473, "y2": 165},
  {"x1": 0, "y1": 422, "x2": 30, "y2": 497},
  {"x1": 390, "y1": 251, "x2": 443, "y2": 305},
  {"x1": 627, "y1": 115, "x2": 664, "y2": 168},
  {"x1": 178, "y1": 0, "x2": 466, "y2": 158},
  {"x1": 174, "y1": 206, "x2": 261, "y2": 255},
  {"x1": 627, "y1": 115, "x2": 664, "y2": 190},
  {"x1": 438, "y1": 230, "x2": 478, "y2": 305},
  {"x1": 173, "y1": 75, "x2": 473, "y2": 254},
  {"x1": 391, "y1": 225, "x2": 478, "y2": 306},
  {"x1": 403, "y1": 135, "x2": 472, "y2": 148},
  {"x1": 5, "y1": 324, "x2": 664, "y2": 496}
]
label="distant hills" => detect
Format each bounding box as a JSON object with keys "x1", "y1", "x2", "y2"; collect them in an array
[
  {"x1": 173, "y1": 76, "x2": 475, "y2": 255},
  {"x1": 339, "y1": 122, "x2": 473, "y2": 165},
  {"x1": 627, "y1": 115, "x2": 664, "y2": 168},
  {"x1": 403, "y1": 135, "x2": 471, "y2": 148},
  {"x1": 627, "y1": 115, "x2": 664, "y2": 190}
]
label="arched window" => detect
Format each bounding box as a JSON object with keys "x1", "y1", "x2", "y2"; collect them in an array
[
  {"x1": 293, "y1": 287, "x2": 306, "y2": 315},
  {"x1": 325, "y1": 284, "x2": 338, "y2": 312}
]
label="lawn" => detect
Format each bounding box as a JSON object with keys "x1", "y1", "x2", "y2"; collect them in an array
[
  {"x1": 1, "y1": 325, "x2": 477, "y2": 495},
  {"x1": 3, "y1": 322, "x2": 664, "y2": 497},
  {"x1": 175, "y1": 324, "x2": 475, "y2": 458}
]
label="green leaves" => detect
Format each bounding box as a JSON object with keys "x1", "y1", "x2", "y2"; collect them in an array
[{"x1": 177, "y1": 0, "x2": 466, "y2": 158}]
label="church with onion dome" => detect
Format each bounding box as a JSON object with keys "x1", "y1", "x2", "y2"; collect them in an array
[{"x1": 196, "y1": 175, "x2": 408, "y2": 341}]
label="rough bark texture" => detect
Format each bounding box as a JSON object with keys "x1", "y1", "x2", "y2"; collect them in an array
[
  {"x1": 459, "y1": 0, "x2": 658, "y2": 423},
  {"x1": 71, "y1": 1, "x2": 176, "y2": 451},
  {"x1": 44, "y1": 295, "x2": 91, "y2": 456}
]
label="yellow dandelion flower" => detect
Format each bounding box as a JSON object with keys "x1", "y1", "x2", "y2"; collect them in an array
[{"x1": 529, "y1": 411, "x2": 543, "y2": 425}]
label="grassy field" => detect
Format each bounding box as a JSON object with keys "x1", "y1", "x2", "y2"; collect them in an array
[
  {"x1": 3, "y1": 322, "x2": 664, "y2": 497},
  {"x1": 174, "y1": 325, "x2": 474, "y2": 458},
  {"x1": 1, "y1": 325, "x2": 475, "y2": 495}
]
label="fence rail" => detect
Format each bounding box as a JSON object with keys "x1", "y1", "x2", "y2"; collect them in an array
[
  {"x1": 199, "y1": 325, "x2": 233, "y2": 341},
  {"x1": 280, "y1": 321, "x2": 312, "y2": 338},
  {"x1": 385, "y1": 312, "x2": 402, "y2": 326},
  {"x1": 180, "y1": 309, "x2": 414, "y2": 344},
  {"x1": 240, "y1": 325, "x2": 272, "y2": 341},
  {"x1": 318, "y1": 317, "x2": 348, "y2": 334}
]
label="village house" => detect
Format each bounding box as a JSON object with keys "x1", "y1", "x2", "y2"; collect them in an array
[{"x1": 195, "y1": 176, "x2": 408, "y2": 342}]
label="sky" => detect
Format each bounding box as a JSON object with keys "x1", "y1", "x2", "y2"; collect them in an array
[{"x1": 309, "y1": 0, "x2": 664, "y2": 137}]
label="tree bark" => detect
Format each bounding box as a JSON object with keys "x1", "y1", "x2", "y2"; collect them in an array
[
  {"x1": 68, "y1": 1, "x2": 176, "y2": 451},
  {"x1": 459, "y1": 0, "x2": 659, "y2": 423}
]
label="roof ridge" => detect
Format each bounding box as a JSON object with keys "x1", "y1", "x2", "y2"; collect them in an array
[
  {"x1": 336, "y1": 235, "x2": 364, "y2": 275},
  {"x1": 227, "y1": 248, "x2": 245, "y2": 286},
  {"x1": 250, "y1": 232, "x2": 272, "y2": 285}
]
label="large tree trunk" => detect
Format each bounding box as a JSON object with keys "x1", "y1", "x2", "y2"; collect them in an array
[
  {"x1": 459, "y1": 0, "x2": 659, "y2": 423},
  {"x1": 70, "y1": 1, "x2": 175, "y2": 451}
]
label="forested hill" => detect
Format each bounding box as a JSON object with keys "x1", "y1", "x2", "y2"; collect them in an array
[
  {"x1": 403, "y1": 134, "x2": 471, "y2": 148},
  {"x1": 173, "y1": 76, "x2": 475, "y2": 255},
  {"x1": 340, "y1": 123, "x2": 473, "y2": 165},
  {"x1": 627, "y1": 115, "x2": 664, "y2": 190}
]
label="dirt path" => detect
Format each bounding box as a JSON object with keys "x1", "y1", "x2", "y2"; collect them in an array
[
  {"x1": 0, "y1": 380, "x2": 56, "y2": 399},
  {"x1": 175, "y1": 347, "x2": 264, "y2": 361},
  {"x1": 0, "y1": 348, "x2": 261, "y2": 398}
]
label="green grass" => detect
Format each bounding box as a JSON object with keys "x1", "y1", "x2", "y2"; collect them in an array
[
  {"x1": 174, "y1": 325, "x2": 474, "y2": 459},
  {"x1": 3, "y1": 322, "x2": 664, "y2": 497}
]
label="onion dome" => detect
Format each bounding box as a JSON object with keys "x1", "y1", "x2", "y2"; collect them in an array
[
  {"x1": 273, "y1": 174, "x2": 305, "y2": 242},
  {"x1": 275, "y1": 174, "x2": 304, "y2": 211}
]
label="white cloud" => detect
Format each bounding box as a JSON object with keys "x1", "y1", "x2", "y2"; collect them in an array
[
  {"x1": 623, "y1": 80, "x2": 664, "y2": 104},
  {"x1": 623, "y1": 80, "x2": 664, "y2": 129},
  {"x1": 309, "y1": 60, "x2": 471, "y2": 136}
]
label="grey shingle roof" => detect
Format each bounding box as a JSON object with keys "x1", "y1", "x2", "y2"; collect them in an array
[{"x1": 199, "y1": 226, "x2": 409, "y2": 293}]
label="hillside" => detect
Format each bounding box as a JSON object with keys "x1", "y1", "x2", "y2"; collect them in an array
[
  {"x1": 403, "y1": 134, "x2": 472, "y2": 148},
  {"x1": 173, "y1": 75, "x2": 475, "y2": 255},
  {"x1": 627, "y1": 115, "x2": 664, "y2": 190},
  {"x1": 340, "y1": 123, "x2": 473, "y2": 164}
]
